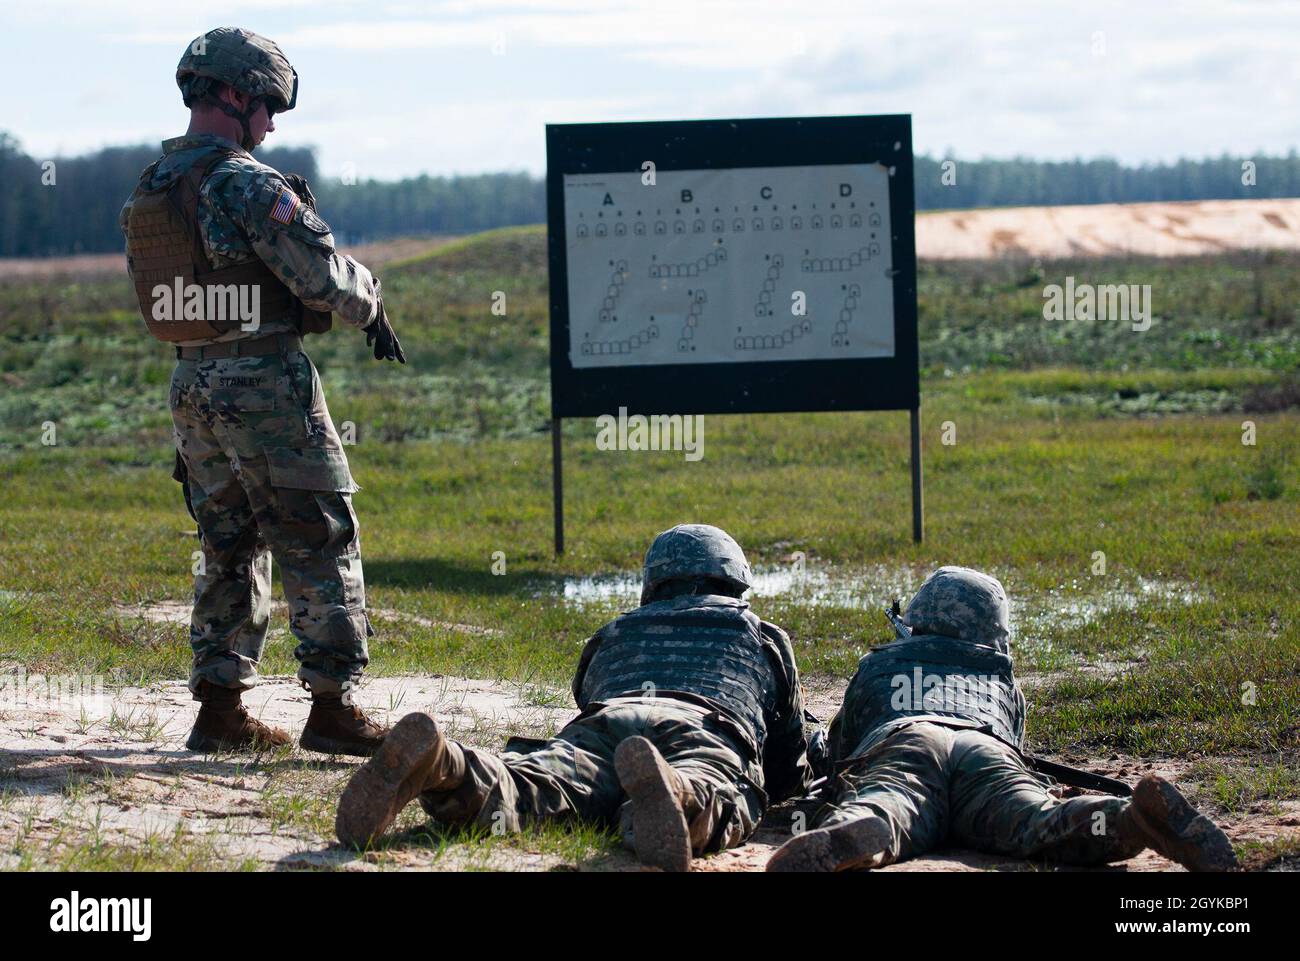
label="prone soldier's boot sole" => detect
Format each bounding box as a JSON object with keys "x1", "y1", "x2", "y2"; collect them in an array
[
  {"x1": 1128, "y1": 774, "x2": 1238, "y2": 872},
  {"x1": 766, "y1": 815, "x2": 894, "y2": 872},
  {"x1": 335, "y1": 712, "x2": 445, "y2": 849},
  {"x1": 614, "y1": 736, "x2": 692, "y2": 873}
]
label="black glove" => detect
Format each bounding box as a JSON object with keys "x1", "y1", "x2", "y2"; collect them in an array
[
  {"x1": 283, "y1": 173, "x2": 317, "y2": 211},
  {"x1": 363, "y1": 279, "x2": 406, "y2": 363}
]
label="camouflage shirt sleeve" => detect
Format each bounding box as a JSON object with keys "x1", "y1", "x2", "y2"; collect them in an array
[
  {"x1": 825, "y1": 704, "x2": 847, "y2": 764},
  {"x1": 827, "y1": 653, "x2": 869, "y2": 762},
  {"x1": 571, "y1": 627, "x2": 607, "y2": 708},
  {"x1": 211, "y1": 168, "x2": 379, "y2": 328},
  {"x1": 758, "y1": 620, "x2": 816, "y2": 802}
]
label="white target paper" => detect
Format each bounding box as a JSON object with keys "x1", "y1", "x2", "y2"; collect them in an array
[{"x1": 563, "y1": 163, "x2": 895, "y2": 368}]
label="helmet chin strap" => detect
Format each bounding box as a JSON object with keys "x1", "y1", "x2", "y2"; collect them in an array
[{"x1": 211, "y1": 97, "x2": 262, "y2": 151}]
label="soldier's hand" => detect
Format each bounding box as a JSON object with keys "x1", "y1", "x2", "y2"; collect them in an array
[
  {"x1": 284, "y1": 173, "x2": 317, "y2": 211},
  {"x1": 364, "y1": 280, "x2": 406, "y2": 364},
  {"x1": 364, "y1": 316, "x2": 406, "y2": 363}
]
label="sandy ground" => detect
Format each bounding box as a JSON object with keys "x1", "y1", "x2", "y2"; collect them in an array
[
  {"x1": 4, "y1": 198, "x2": 1300, "y2": 280},
  {"x1": 4, "y1": 661, "x2": 1295, "y2": 872},
  {"x1": 916, "y1": 197, "x2": 1300, "y2": 259}
]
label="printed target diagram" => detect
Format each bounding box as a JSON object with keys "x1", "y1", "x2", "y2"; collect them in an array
[{"x1": 562, "y1": 163, "x2": 896, "y2": 368}]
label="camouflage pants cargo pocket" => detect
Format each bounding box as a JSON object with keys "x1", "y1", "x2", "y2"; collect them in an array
[
  {"x1": 261, "y1": 444, "x2": 371, "y2": 696},
  {"x1": 171, "y1": 352, "x2": 372, "y2": 698},
  {"x1": 281, "y1": 348, "x2": 344, "y2": 446}
]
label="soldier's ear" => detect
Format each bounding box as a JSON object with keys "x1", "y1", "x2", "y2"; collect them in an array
[{"x1": 221, "y1": 85, "x2": 249, "y2": 111}]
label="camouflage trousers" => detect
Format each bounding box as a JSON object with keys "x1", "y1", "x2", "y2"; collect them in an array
[
  {"x1": 817, "y1": 721, "x2": 1143, "y2": 865},
  {"x1": 169, "y1": 341, "x2": 372, "y2": 698},
  {"x1": 419, "y1": 697, "x2": 767, "y2": 854}
]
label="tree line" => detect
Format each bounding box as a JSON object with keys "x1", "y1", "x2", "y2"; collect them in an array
[
  {"x1": 912, "y1": 154, "x2": 1291, "y2": 209},
  {"x1": 0, "y1": 130, "x2": 1295, "y2": 257}
]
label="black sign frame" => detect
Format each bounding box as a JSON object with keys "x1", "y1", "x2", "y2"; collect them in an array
[{"x1": 544, "y1": 114, "x2": 922, "y2": 552}]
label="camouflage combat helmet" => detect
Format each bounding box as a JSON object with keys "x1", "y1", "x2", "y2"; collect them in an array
[
  {"x1": 902, "y1": 566, "x2": 1011, "y2": 652},
  {"x1": 176, "y1": 28, "x2": 298, "y2": 148},
  {"x1": 640, "y1": 524, "x2": 753, "y2": 604}
]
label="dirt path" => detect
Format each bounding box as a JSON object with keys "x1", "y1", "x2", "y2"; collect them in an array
[{"x1": 3, "y1": 670, "x2": 1294, "y2": 872}]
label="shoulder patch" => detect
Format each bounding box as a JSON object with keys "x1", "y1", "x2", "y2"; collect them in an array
[
  {"x1": 269, "y1": 188, "x2": 300, "y2": 225},
  {"x1": 300, "y1": 205, "x2": 331, "y2": 235}
]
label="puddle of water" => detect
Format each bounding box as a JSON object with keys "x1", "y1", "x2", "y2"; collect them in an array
[
  {"x1": 545, "y1": 566, "x2": 1207, "y2": 645},
  {"x1": 1013, "y1": 577, "x2": 1206, "y2": 638},
  {"x1": 548, "y1": 564, "x2": 926, "y2": 611}
]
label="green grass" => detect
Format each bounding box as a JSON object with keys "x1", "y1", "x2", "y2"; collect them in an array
[
  {"x1": 1234, "y1": 836, "x2": 1300, "y2": 872},
  {"x1": 1189, "y1": 757, "x2": 1300, "y2": 816},
  {"x1": 369, "y1": 817, "x2": 621, "y2": 871},
  {"x1": 3, "y1": 227, "x2": 1298, "y2": 450},
  {"x1": 2, "y1": 409, "x2": 1296, "y2": 758},
  {"x1": 1, "y1": 225, "x2": 1298, "y2": 848}
]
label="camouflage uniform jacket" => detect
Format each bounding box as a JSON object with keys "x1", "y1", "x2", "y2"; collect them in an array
[
  {"x1": 572, "y1": 595, "x2": 816, "y2": 802},
  {"x1": 119, "y1": 133, "x2": 378, "y2": 345}
]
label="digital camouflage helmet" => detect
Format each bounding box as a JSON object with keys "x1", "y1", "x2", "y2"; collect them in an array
[
  {"x1": 901, "y1": 566, "x2": 1011, "y2": 653},
  {"x1": 640, "y1": 524, "x2": 754, "y2": 604},
  {"x1": 176, "y1": 28, "x2": 298, "y2": 150}
]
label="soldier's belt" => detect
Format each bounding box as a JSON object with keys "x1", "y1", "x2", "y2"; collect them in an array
[{"x1": 175, "y1": 333, "x2": 303, "y2": 361}]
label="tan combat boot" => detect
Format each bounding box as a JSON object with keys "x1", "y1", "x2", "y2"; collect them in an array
[
  {"x1": 300, "y1": 691, "x2": 390, "y2": 757},
  {"x1": 765, "y1": 814, "x2": 895, "y2": 872},
  {"x1": 335, "y1": 712, "x2": 466, "y2": 849},
  {"x1": 185, "y1": 681, "x2": 292, "y2": 752},
  {"x1": 614, "y1": 736, "x2": 693, "y2": 872},
  {"x1": 1121, "y1": 774, "x2": 1239, "y2": 872}
]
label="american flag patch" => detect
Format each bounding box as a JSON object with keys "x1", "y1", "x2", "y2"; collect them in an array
[{"x1": 269, "y1": 188, "x2": 299, "y2": 225}]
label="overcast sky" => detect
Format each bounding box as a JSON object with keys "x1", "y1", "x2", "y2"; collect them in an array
[{"x1": 3, "y1": 0, "x2": 1299, "y2": 181}]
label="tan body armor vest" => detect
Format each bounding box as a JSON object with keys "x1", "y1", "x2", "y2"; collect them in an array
[{"x1": 126, "y1": 149, "x2": 331, "y2": 342}]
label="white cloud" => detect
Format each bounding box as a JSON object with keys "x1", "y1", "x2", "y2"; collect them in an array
[{"x1": 4, "y1": 0, "x2": 1300, "y2": 175}]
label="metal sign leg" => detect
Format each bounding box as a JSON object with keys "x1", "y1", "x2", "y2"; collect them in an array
[
  {"x1": 552, "y1": 417, "x2": 565, "y2": 555},
  {"x1": 910, "y1": 406, "x2": 923, "y2": 543}
]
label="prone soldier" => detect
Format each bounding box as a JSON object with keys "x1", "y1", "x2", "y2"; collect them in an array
[
  {"x1": 768, "y1": 566, "x2": 1238, "y2": 872},
  {"x1": 335, "y1": 524, "x2": 817, "y2": 871}
]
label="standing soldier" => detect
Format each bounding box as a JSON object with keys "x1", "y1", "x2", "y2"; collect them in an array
[
  {"x1": 335, "y1": 524, "x2": 818, "y2": 871},
  {"x1": 767, "y1": 566, "x2": 1238, "y2": 872},
  {"x1": 121, "y1": 27, "x2": 406, "y2": 756}
]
